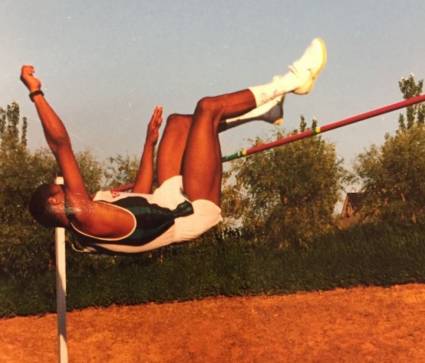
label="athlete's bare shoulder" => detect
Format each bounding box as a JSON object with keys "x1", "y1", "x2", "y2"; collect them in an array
[{"x1": 69, "y1": 199, "x2": 135, "y2": 240}]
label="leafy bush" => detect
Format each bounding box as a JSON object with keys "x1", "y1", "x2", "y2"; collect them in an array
[{"x1": 1, "y1": 222, "x2": 424, "y2": 317}]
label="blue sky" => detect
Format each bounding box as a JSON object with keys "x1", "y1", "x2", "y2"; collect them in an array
[{"x1": 1, "y1": 0, "x2": 424, "y2": 167}]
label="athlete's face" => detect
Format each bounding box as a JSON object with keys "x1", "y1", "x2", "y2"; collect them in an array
[{"x1": 47, "y1": 184, "x2": 66, "y2": 216}]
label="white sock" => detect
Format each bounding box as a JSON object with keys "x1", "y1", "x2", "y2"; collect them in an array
[{"x1": 249, "y1": 71, "x2": 301, "y2": 106}]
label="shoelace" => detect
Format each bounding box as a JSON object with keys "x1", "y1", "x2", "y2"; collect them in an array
[{"x1": 288, "y1": 65, "x2": 315, "y2": 80}]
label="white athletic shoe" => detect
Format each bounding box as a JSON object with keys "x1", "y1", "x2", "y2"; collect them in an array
[
  {"x1": 289, "y1": 37, "x2": 327, "y2": 95},
  {"x1": 225, "y1": 95, "x2": 285, "y2": 127}
]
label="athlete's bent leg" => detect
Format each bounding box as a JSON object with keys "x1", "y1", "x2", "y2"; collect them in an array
[
  {"x1": 183, "y1": 90, "x2": 257, "y2": 205},
  {"x1": 156, "y1": 107, "x2": 258, "y2": 184},
  {"x1": 167, "y1": 37, "x2": 328, "y2": 203},
  {"x1": 156, "y1": 113, "x2": 192, "y2": 185}
]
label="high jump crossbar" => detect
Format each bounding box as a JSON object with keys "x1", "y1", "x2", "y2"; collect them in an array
[
  {"x1": 55, "y1": 176, "x2": 68, "y2": 363},
  {"x1": 222, "y1": 94, "x2": 425, "y2": 162}
]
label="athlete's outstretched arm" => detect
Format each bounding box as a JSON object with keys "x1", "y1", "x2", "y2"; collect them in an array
[
  {"x1": 20, "y1": 65, "x2": 89, "y2": 200},
  {"x1": 132, "y1": 106, "x2": 163, "y2": 193}
]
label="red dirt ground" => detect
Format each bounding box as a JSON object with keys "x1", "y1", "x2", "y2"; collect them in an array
[{"x1": 1, "y1": 284, "x2": 425, "y2": 362}]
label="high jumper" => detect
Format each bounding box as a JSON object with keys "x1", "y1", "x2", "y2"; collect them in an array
[{"x1": 22, "y1": 38, "x2": 327, "y2": 254}]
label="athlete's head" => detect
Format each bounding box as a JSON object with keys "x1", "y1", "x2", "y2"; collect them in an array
[{"x1": 29, "y1": 183, "x2": 67, "y2": 227}]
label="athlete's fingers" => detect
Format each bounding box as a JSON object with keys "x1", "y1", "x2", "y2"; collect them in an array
[
  {"x1": 154, "y1": 105, "x2": 162, "y2": 117},
  {"x1": 150, "y1": 106, "x2": 163, "y2": 127},
  {"x1": 154, "y1": 107, "x2": 163, "y2": 126},
  {"x1": 21, "y1": 65, "x2": 35, "y2": 76}
]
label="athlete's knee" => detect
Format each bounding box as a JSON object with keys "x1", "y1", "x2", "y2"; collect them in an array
[
  {"x1": 165, "y1": 113, "x2": 192, "y2": 133},
  {"x1": 195, "y1": 96, "x2": 224, "y2": 117}
]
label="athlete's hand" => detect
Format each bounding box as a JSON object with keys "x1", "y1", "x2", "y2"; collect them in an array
[
  {"x1": 146, "y1": 106, "x2": 163, "y2": 146},
  {"x1": 20, "y1": 65, "x2": 42, "y2": 92}
]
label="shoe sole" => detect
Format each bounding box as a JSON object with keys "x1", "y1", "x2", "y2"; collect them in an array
[
  {"x1": 272, "y1": 97, "x2": 285, "y2": 125},
  {"x1": 293, "y1": 37, "x2": 327, "y2": 95}
]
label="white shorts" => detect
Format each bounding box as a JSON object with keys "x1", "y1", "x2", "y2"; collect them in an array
[
  {"x1": 90, "y1": 176, "x2": 223, "y2": 254},
  {"x1": 149, "y1": 175, "x2": 223, "y2": 245}
]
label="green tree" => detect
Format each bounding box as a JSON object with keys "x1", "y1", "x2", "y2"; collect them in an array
[
  {"x1": 223, "y1": 117, "x2": 346, "y2": 248},
  {"x1": 104, "y1": 154, "x2": 140, "y2": 188},
  {"x1": 355, "y1": 76, "x2": 425, "y2": 224},
  {"x1": 398, "y1": 75, "x2": 425, "y2": 130},
  {"x1": 0, "y1": 103, "x2": 32, "y2": 225},
  {"x1": 103, "y1": 151, "x2": 160, "y2": 190},
  {"x1": 0, "y1": 103, "x2": 51, "y2": 278}
]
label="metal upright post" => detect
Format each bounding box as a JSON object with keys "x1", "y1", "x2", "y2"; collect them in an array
[{"x1": 55, "y1": 176, "x2": 68, "y2": 363}]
